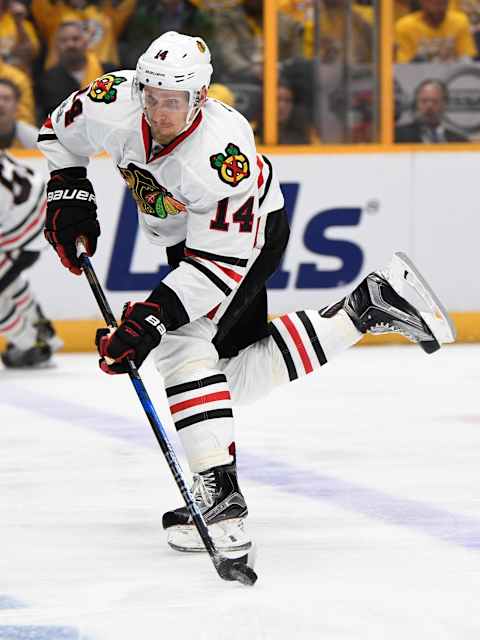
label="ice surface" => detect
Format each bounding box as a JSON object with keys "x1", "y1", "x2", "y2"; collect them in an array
[{"x1": 1, "y1": 345, "x2": 479, "y2": 639}]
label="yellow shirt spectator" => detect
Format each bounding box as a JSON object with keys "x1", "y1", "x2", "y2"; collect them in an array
[
  {"x1": 31, "y1": 0, "x2": 136, "y2": 69},
  {"x1": 302, "y1": 2, "x2": 373, "y2": 62},
  {"x1": 395, "y1": 9, "x2": 476, "y2": 61},
  {"x1": 0, "y1": 5, "x2": 40, "y2": 74},
  {"x1": 208, "y1": 83, "x2": 236, "y2": 108},
  {"x1": 0, "y1": 59, "x2": 35, "y2": 124}
]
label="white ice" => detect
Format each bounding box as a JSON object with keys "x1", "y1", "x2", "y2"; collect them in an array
[{"x1": 1, "y1": 345, "x2": 480, "y2": 640}]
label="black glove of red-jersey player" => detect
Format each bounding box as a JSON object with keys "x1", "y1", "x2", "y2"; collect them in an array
[
  {"x1": 96, "y1": 301, "x2": 167, "y2": 374},
  {"x1": 44, "y1": 167, "x2": 100, "y2": 275}
]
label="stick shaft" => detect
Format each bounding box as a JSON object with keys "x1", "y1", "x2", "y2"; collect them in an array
[{"x1": 78, "y1": 251, "x2": 223, "y2": 563}]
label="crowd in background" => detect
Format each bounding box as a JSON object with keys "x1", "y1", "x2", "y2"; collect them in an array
[{"x1": 0, "y1": 0, "x2": 479, "y2": 149}]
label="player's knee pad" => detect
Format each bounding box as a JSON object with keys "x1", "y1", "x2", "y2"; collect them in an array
[{"x1": 153, "y1": 317, "x2": 219, "y2": 382}]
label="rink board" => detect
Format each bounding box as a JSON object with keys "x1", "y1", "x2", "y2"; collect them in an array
[{"x1": 8, "y1": 150, "x2": 480, "y2": 348}]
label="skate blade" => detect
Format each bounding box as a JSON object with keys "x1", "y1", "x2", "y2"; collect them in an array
[
  {"x1": 166, "y1": 519, "x2": 252, "y2": 554},
  {"x1": 1, "y1": 359, "x2": 57, "y2": 371},
  {"x1": 384, "y1": 252, "x2": 456, "y2": 346}
]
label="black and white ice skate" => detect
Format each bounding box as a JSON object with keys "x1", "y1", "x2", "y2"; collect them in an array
[
  {"x1": 35, "y1": 305, "x2": 64, "y2": 354},
  {"x1": 163, "y1": 462, "x2": 251, "y2": 553},
  {"x1": 1, "y1": 341, "x2": 52, "y2": 368},
  {"x1": 323, "y1": 252, "x2": 456, "y2": 354}
]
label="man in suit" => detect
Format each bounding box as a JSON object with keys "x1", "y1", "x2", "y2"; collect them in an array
[{"x1": 395, "y1": 78, "x2": 468, "y2": 143}]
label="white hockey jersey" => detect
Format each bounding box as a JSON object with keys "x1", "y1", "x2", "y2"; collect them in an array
[
  {"x1": 0, "y1": 152, "x2": 47, "y2": 254},
  {"x1": 38, "y1": 70, "x2": 284, "y2": 325}
]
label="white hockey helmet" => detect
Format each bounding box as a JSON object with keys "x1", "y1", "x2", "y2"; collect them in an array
[{"x1": 134, "y1": 31, "x2": 213, "y2": 126}]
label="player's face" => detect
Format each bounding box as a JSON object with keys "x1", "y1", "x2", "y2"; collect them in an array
[
  {"x1": 416, "y1": 84, "x2": 445, "y2": 125},
  {"x1": 420, "y1": 0, "x2": 448, "y2": 21},
  {"x1": 0, "y1": 85, "x2": 17, "y2": 128},
  {"x1": 143, "y1": 87, "x2": 190, "y2": 145},
  {"x1": 56, "y1": 25, "x2": 88, "y2": 64}
]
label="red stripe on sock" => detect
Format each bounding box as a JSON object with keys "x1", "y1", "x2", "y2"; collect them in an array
[
  {"x1": 1, "y1": 314, "x2": 21, "y2": 333},
  {"x1": 15, "y1": 294, "x2": 32, "y2": 309},
  {"x1": 169, "y1": 390, "x2": 231, "y2": 415},
  {"x1": 0, "y1": 200, "x2": 46, "y2": 249},
  {"x1": 280, "y1": 315, "x2": 313, "y2": 374}
]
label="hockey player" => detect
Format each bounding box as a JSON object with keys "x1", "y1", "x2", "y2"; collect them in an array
[
  {"x1": 37, "y1": 31, "x2": 455, "y2": 553},
  {"x1": 0, "y1": 151, "x2": 63, "y2": 367}
]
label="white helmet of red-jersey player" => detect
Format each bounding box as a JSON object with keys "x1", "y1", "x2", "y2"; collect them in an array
[{"x1": 134, "y1": 31, "x2": 213, "y2": 126}]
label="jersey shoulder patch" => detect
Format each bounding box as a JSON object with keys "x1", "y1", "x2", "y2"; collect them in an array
[
  {"x1": 209, "y1": 142, "x2": 251, "y2": 188},
  {"x1": 87, "y1": 73, "x2": 128, "y2": 105}
]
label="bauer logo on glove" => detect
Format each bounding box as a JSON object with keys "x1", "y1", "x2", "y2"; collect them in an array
[
  {"x1": 96, "y1": 301, "x2": 168, "y2": 374},
  {"x1": 47, "y1": 189, "x2": 97, "y2": 203}
]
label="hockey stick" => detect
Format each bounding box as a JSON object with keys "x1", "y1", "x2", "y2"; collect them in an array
[{"x1": 76, "y1": 241, "x2": 257, "y2": 586}]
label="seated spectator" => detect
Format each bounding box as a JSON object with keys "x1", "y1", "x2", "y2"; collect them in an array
[
  {"x1": 302, "y1": 0, "x2": 373, "y2": 63},
  {"x1": 0, "y1": 57, "x2": 34, "y2": 124},
  {"x1": 120, "y1": 0, "x2": 213, "y2": 70},
  {"x1": 0, "y1": 0, "x2": 40, "y2": 74},
  {"x1": 254, "y1": 82, "x2": 320, "y2": 145},
  {"x1": 395, "y1": 78, "x2": 468, "y2": 142},
  {"x1": 31, "y1": 0, "x2": 136, "y2": 69},
  {"x1": 395, "y1": 0, "x2": 476, "y2": 62},
  {"x1": 0, "y1": 78, "x2": 37, "y2": 148},
  {"x1": 37, "y1": 21, "x2": 115, "y2": 118},
  {"x1": 202, "y1": 0, "x2": 303, "y2": 82}
]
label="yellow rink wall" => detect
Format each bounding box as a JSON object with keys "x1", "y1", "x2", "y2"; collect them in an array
[{"x1": 0, "y1": 312, "x2": 477, "y2": 352}]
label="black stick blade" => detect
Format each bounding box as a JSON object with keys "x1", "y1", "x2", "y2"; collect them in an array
[
  {"x1": 215, "y1": 545, "x2": 258, "y2": 586},
  {"x1": 216, "y1": 557, "x2": 258, "y2": 586}
]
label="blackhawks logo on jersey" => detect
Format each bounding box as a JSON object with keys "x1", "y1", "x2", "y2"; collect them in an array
[
  {"x1": 210, "y1": 143, "x2": 250, "y2": 187},
  {"x1": 119, "y1": 163, "x2": 186, "y2": 219},
  {"x1": 88, "y1": 74, "x2": 127, "y2": 104}
]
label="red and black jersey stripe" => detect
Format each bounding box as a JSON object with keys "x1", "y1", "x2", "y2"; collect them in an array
[{"x1": 182, "y1": 257, "x2": 233, "y2": 296}]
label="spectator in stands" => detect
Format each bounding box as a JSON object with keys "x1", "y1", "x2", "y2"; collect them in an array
[
  {"x1": 0, "y1": 0, "x2": 40, "y2": 74},
  {"x1": 300, "y1": 0, "x2": 373, "y2": 62},
  {"x1": 395, "y1": 79, "x2": 468, "y2": 142},
  {"x1": 37, "y1": 21, "x2": 115, "y2": 119},
  {"x1": 253, "y1": 81, "x2": 319, "y2": 145},
  {"x1": 0, "y1": 56, "x2": 34, "y2": 123},
  {"x1": 0, "y1": 78, "x2": 37, "y2": 147},
  {"x1": 120, "y1": 0, "x2": 213, "y2": 70},
  {"x1": 451, "y1": 0, "x2": 480, "y2": 57},
  {"x1": 31, "y1": 0, "x2": 136, "y2": 69},
  {"x1": 395, "y1": 0, "x2": 476, "y2": 62},
  {"x1": 202, "y1": 0, "x2": 303, "y2": 82},
  {"x1": 277, "y1": 81, "x2": 319, "y2": 144}
]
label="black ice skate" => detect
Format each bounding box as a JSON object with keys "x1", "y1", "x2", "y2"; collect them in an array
[
  {"x1": 34, "y1": 305, "x2": 64, "y2": 354},
  {"x1": 1, "y1": 341, "x2": 52, "y2": 368},
  {"x1": 162, "y1": 462, "x2": 251, "y2": 553},
  {"x1": 322, "y1": 252, "x2": 456, "y2": 354}
]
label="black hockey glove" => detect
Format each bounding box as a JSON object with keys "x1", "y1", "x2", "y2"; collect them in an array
[
  {"x1": 44, "y1": 167, "x2": 100, "y2": 275},
  {"x1": 96, "y1": 301, "x2": 167, "y2": 375}
]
